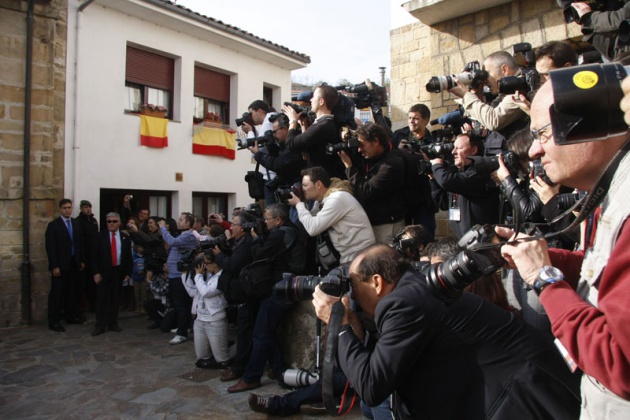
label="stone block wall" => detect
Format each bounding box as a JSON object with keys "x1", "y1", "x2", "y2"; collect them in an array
[
  {"x1": 0, "y1": 0, "x2": 68, "y2": 327},
  {"x1": 390, "y1": 0, "x2": 582, "y2": 237}
]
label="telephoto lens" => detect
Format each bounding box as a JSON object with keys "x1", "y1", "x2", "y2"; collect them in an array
[{"x1": 282, "y1": 369, "x2": 320, "y2": 388}]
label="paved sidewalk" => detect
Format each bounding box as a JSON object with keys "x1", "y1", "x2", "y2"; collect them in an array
[{"x1": 0, "y1": 312, "x2": 364, "y2": 419}]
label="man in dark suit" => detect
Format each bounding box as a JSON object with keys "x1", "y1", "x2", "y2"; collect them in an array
[
  {"x1": 91, "y1": 212, "x2": 132, "y2": 336},
  {"x1": 76, "y1": 199, "x2": 99, "y2": 312},
  {"x1": 45, "y1": 198, "x2": 85, "y2": 332}
]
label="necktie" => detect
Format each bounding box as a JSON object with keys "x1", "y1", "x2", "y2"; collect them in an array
[
  {"x1": 111, "y1": 231, "x2": 118, "y2": 266},
  {"x1": 66, "y1": 219, "x2": 74, "y2": 256}
]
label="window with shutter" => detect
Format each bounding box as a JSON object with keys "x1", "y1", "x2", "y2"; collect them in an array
[
  {"x1": 124, "y1": 46, "x2": 174, "y2": 118},
  {"x1": 193, "y1": 66, "x2": 230, "y2": 123}
]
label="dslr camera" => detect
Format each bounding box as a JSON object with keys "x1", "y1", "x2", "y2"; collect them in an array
[
  {"x1": 468, "y1": 150, "x2": 521, "y2": 178},
  {"x1": 274, "y1": 182, "x2": 304, "y2": 205},
  {"x1": 426, "y1": 61, "x2": 489, "y2": 93},
  {"x1": 422, "y1": 224, "x2": 505, "y2": 303},
  {"x1": 235, "y1": 130, "x2": 274, "y2": 150},
  {"x1": 274, "y1": 267, "x2": 349, "y2": 301},
  {"x1": 326, "y1": 135, "x2": 360, "y2": 155},
  {"x1": 177, "y1": 249, "x2": 204, "y2": 273},
  {"x1": 199, "y1": 234, "x2": 228, "y2": 250},
  {"x1": 558, "y1": 0, "x2": 624, "y2": 23}
]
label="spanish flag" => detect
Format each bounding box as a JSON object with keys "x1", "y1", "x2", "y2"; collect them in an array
[
  {"x1": 192, "y1": 125, "x2": 236, "y2": 159},
  {"x1": 140, "y1": 115, "x2": 168, "y2": 148}
]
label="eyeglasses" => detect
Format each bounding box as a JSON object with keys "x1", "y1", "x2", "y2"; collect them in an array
[
  {"x1": 531, "y1": 123, "x2": 552, "y2": 144},
  {"x1": 106, "y1": 220, "x2": 120, "y2": 224},
  {"x1": 263, "y1": 216, "x2": 278, "y2": 221}
]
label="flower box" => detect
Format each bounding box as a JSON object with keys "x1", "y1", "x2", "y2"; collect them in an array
[{"x1": 140, "y1": 104, "x2": 167, "y2": 118}]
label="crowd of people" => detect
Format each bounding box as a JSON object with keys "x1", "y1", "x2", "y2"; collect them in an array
[{"x1": 44, "y1": 3, "x2": 630, "y2": 417}]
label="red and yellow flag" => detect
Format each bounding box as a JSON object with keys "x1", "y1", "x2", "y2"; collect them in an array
[
  {"x1": 140, "y1": 115, "x2": 168, "y2": 148},
  {"x1": 192, "y1": 125, "x2": 236, "y2": 159}
]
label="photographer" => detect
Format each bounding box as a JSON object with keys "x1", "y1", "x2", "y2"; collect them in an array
[
  {"x1": 227, "y1": 203, "x2": 307, "y2": 393},
  {"x1": 535, "y1": 40, "x2": 578, "y2": 85},
  {"x1": 158, "y1": 213, "x2": 199, "y2": 345},
  {"x1": 339, "y1": 122, "x2": 407, "y2": 244},
  {"x1": 430, "y1": 133, "x2": 501, "y2": 238},
  {"x1": 499, "y1": 69, "x2": 630, "y2": 416},
  {"x1": 127, "y1": 216, "x2": 167, "y2": 277},
  {"x1": 566, "y1": 0, "x2": 630, "y2": 61},
  {"x1": 249, "y1": 114, "x2": 305, "y2": 191},
  {"x1": 313, "y1": 244, "x2": 581, "y2": 419},
  {"x1": 214, "y1": 210, "x2": 255, "y2": 383},
  {"x1": 283, "y1": 85, "x2": 345, "y2": 179},
  {"x1": 392, "y1": 104, "x2": 433, "y2": 150},
  {"x1": 287, "y1": 166, "x2": 375, "y2": 265},
  {"x1": 449, "y1": 51, "x2": 528, "y2": 133}
]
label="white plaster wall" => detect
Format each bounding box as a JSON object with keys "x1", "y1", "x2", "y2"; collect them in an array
[{"x1": 66, "y1": 1, "x2": 298, "y2": 218}]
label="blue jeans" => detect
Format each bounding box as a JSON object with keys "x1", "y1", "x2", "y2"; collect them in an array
[
  {"x1": 242, "y1": 292, "x2": 294, "y2": 382},
  {"x1": 361, "y1": 396, "x2": 392, "y2": 419}
]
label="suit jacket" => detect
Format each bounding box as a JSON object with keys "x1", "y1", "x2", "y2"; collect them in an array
[
  {"x1": 91, "y1": 229, "x2": 133, "y2": 279},
  {"x1": 45, "y1": 216, "x2": 84, "y2": 271}
]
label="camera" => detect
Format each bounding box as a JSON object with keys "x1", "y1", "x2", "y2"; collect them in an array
[
  {"x1": 557, "y1": 191, "x2": 586, "y2": 211},
  {"x1": 528, "y1": 159, "x2": 556, "y2": 186},
  {"x1": 282, "y1": 369, "x2": 320, "y2": 388},
  {"x1": 335, "y1": 82, "x2": 388, "y2": 109},
  {"x1": 274, "y1": 182, "x2": 304, "y2": 205},
  {"x1": 199, "y1": 234, "x2": 228, "y2": 250},
  {"x1": 426, "y1": 61, "x2": 489, "y2": 93},
  {"x1": 235, "y1": 111, "x2": 253, "y2": 127},
  {"x1": 235, "y1": 130, "x2": 274, "y2": 150},
  {"x1": 558, "y1": 0, "x2": 623, "y2": 24},
  {"x1": 177, "y1": 249, "x2": 204, "y2": 273},
  {"x1": 422, "y1": 224, "x2": 505, "y2": 303},
  {"x1": 468, "y1": 150, "x2": 520, "y2": 178},
  {"x1": 498, "y1": 69, "x2": 540, "y2": 95},
  {"x1": 420, "y1": 142, "x2": 455, "y2": 159},
  {"x1": 325, "y1": 135, "x2": 359, "y2": 155},
  {"x1": 283, "y1": 101, "x2": 310, "y2": 116},
  {"x1": 274, "y1": 267, "x2": 349, "y2": 301}
]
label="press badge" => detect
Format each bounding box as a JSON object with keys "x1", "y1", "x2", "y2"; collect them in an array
[
  {"x1": 449, "y1": 208, "x2": 461, "y2": 221},
  {"x1": 554, "y1": 338, "x2": 578, "y2": 373}
]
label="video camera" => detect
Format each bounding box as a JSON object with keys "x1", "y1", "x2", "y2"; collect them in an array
[
  {"x1": 235, "y1": 130, "x2": 274, "y2": 150},
  {"x1": 274, "y1": 267, "x2": 349, "y2": 301},
  {"x1": 426, "y1": 60, "x2": 489, "y2": 93},
  {"x1": 335, "y1": 82, "x2": 388, "y2": 109},
  {"x1": 422, "y1": 224, "x2": 505, "y2": 303},
  {"x1": 274, "y1": 182, "x2": 304, "y2": 205}
]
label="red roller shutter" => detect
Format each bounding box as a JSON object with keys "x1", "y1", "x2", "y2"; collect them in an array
[
  {"x1": 126, "y1": 46, "x2": 174, "y2": 91},
  {"x1": 194, "y1": 66, "x2": 230, "y2": 102}
]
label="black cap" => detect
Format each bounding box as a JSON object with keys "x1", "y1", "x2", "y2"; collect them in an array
[{"x1": 80, "y1": 200, "x2": 92, "y2": 207}]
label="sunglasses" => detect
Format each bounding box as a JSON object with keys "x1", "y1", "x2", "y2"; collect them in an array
[{"x1": 106, "y1": 220, "x2": 120, "y2": 224}]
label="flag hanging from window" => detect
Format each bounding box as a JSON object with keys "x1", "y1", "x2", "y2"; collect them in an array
[
  {"x1": 140, "y1": 115, "x2": 168, "y2": 148},
  {"x1": 192, "y1": 125, "x2": 236, "y2": 159}
]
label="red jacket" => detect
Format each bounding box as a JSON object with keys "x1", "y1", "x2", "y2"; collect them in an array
[{"x1": 544, "y1": 219, "x2": 630, "y2": 399}]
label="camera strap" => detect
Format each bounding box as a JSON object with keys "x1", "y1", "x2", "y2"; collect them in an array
[{"x1": 322, "y1": 300, "x2": 345, "y2": 416}]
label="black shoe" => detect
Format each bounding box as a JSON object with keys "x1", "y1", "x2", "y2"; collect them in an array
[
  {"x1": 49, "y1": 324, "x2": 65, "y2": 332},
  {"x1": 91, "y1": 327, "x2": 105, "y2": 336},
  {"x1": 248, "y1": 393, "x2": 273, "y2": 414},
  {"x1": 108, "y1": 325, "x2": 122, "y2": 332}
]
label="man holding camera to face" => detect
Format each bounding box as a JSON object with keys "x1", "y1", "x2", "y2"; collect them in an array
[
  {"x1": 499, "y1": 65, "x2": 630, "y2": 417},
  {"x1": 449, "y1": 51, "x2": 528, "y2": 134},
  {"x1": 430, "y1": 132, "x2": 501, "y2": 238}
]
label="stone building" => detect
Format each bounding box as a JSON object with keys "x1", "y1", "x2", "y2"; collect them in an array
[{"x1": 390, "y1": 0, "x2": 584, "y2": 235}]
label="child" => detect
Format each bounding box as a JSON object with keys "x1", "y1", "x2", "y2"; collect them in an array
[{"x1": 132, "y1": 245, "x2": 147, "y2": 314}]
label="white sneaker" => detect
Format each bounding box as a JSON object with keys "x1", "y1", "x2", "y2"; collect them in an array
[
  {"x1": 169, "y1": 335, "x2": 187, "y2": 345},
  {"x1": 170, "y1": 328, "x2": 177, "y2": 333}
]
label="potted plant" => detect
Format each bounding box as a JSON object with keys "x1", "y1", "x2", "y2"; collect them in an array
[{"x1": 140, "y1": 104, "x2": 168, "y2": 118}]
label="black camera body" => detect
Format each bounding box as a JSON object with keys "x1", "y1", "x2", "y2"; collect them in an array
[
  {"x1": 498, "y1": 68, "x2": 540, "y2": 95},
  {"x1": 336, "y1": 82, "x2": 388, "y2": 109},
  {"x1": 199, "y1": 234, "x2": 228, "y2": 250},
  {"x1": 235, "y1": 130, "x2": 275, "y2": 150},
  {"x1": 283, "y1": 101, "x2": 310, "y2": 116},
  {"x1": 177, "y1": 249, "x2": 204, "y2": 273},
  {"x1": 559, "y1": 0, "x2": 623, "y2": 23},
  {"x1": 468, "y1": 150, "x2": 520, "y2": 178},
  {"x1": 422, "y1": 224, "x2": 505, "y2": 303},
  {"x1": 235, "y1": 111, "x2": 254, "y2": 127},
  {"x1": 274, "y1": 182, "x2": 304, "y2": 204},
  {"x1": 325, "y1": 135, "x2": 360, "y2": 155},
  {"x1": 528, "y1": 159, "x2": 556, "y2": 186},
  {"x1": 420, "y1": 142, "x2": 455, "y2": 159},
  {"x1": 274, "y1": 267, "x2": 349, "y2": 301}
]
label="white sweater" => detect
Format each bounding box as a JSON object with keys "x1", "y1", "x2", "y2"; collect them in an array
[{"x1": 296, "y1": 190, "x2": 375, "y2": 263}]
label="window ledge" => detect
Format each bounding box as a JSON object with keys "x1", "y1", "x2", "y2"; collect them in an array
[{"x1": 402, "y1": 0, "x2": 512, "y2": 25}]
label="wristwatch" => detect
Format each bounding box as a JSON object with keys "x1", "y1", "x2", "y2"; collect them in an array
[{"x1": 533, "y1": 266, "x2": 564, "y2": 296}]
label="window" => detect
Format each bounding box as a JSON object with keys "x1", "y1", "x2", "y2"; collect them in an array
[
  {"x1": 125, "y1": 46, "x2": 174, "y2": 118},
  {"x1": 193, "y1": 192, "x2": 228, "y2": 221},
  {"x1": 194, "y1": 65, "x2": 230, "y2": 123}
]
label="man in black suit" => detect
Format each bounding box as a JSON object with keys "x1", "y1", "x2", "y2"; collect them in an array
[
  {"x1": 91, "y1": 212, "x2": 132, "y2": 336},
  {"x1": 77, "y1": 199, "x2": 99, "y2": 312},
  {"x1": 45, "y1": 198, "x2": 85, "y2": 332}
]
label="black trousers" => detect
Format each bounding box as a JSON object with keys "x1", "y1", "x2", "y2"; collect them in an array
[
  {"x1": 95, "y1": 266, "x2": 122, "y2": 329},
  {"x1": 48, "y1": 263, "x2": 83, "y2": 326},
  {"x1": 168, "y1": 277, "x2": 192, "y2": 337}
]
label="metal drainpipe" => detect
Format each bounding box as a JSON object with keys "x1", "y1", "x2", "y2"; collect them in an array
[{"x1": 20, "y1": 0, "x2": 35, "y2": 325}]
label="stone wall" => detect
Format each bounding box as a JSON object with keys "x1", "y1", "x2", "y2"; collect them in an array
[
  {"x1": 0, "y1": 0, "x2": 68, "y2": 327},
  {"x1": 390, "y1": 0, "x2": 582, "y2": 237}
]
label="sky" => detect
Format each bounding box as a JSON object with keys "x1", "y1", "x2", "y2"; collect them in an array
[{"x1": 175, "y1": 0, "x2": 418, "y2": 86}]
